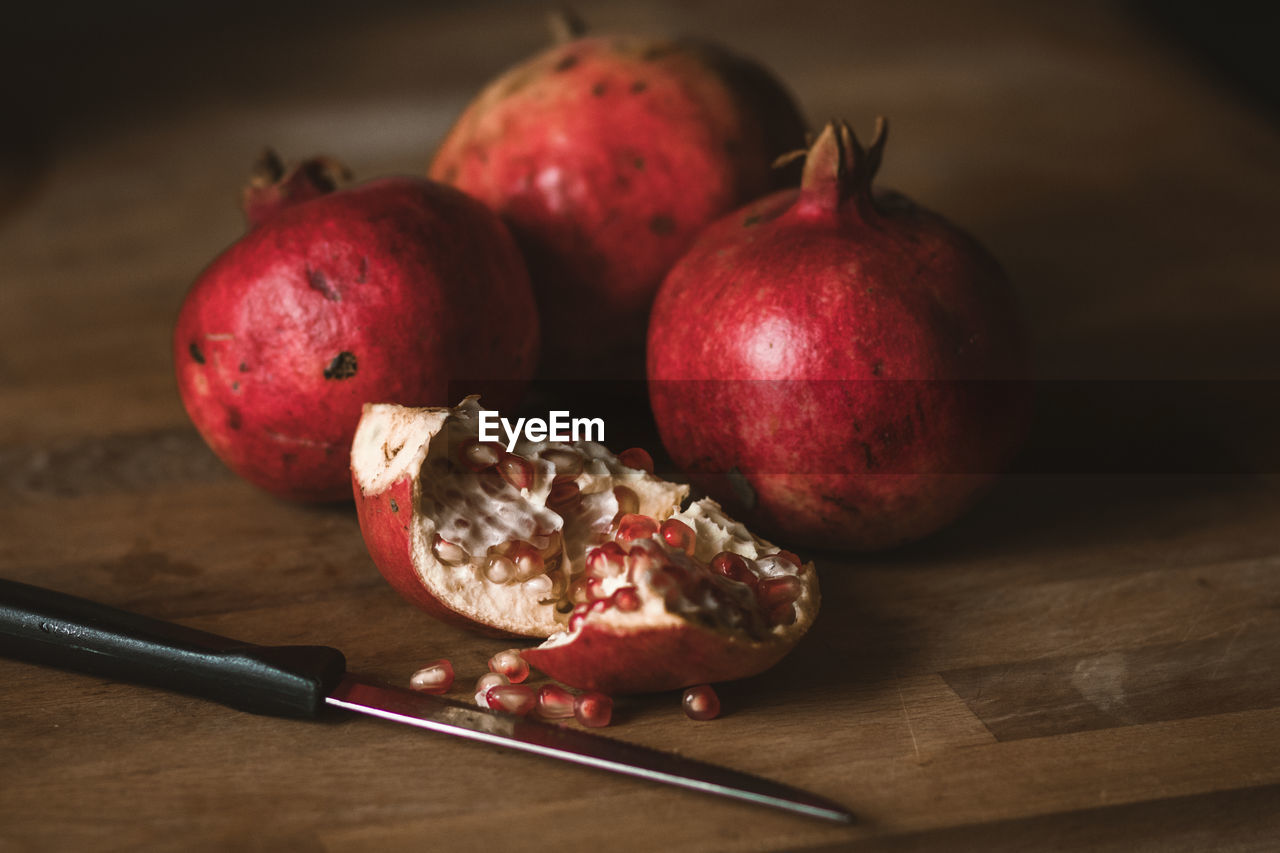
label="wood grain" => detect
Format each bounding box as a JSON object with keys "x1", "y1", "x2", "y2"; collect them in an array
[{"x1": 2, "y1": 1, "x2": 1279, "y2": 850}]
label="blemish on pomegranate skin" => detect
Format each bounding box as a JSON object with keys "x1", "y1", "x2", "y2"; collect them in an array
[
  {"x1": 189, "y1": 343, "x2": 205, "y2": 364},
  {"x1": 238, "y1": 361, "x2": 250, "y2": 373},
  {"x1": 861, "y1": 442, "x2": 876, "y2": 470},
  {"x1": 390, "y1": 498, "x2": 399, "y2": 513},
  {"x1": 227, "y1": 408, "x2": 242, "y2": 430},
  {"x1": 872, "y1": 360, "x2": 883, "y2": 377},
  {"x1": 554, "y1": 55, "x2": 578, "y2": 71},
  {"x1": 633, "y1": 156, "x2": 645, "y2": 170},
  {"x1": 630, "y1": 80, "x2": 647, "y2": 93},
  {"x1": 592, "y1": 81, "x2": 607, "y2": 96},
  {"x1": 743, "y1": 214, "x2": 761, "y2": 227},
  {"x1": 323, "y1": 351, "x2": 358, "y2": 380},
  {"x1": 357, "y1": 256, "x2": 369, "y2": 283},
  {"x1": 649, "y1": 214, "x2": 676, "y2": 236},
  {"x1": 306, "y1": 267, "x2": 341, "y2": 301}
]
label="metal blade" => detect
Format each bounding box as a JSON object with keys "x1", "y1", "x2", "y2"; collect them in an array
[{"x1": 325, "y1": 674, "x2": 854, "y2": 824}]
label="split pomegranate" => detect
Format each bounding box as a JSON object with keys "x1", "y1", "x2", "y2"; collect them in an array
[
  {"x1": 428, "y1": 14, "x2": 806, "y2": 376},
  {"x1": 408, "y1": 659, "x2": 454, "y2": 694},
  {"x1": 351, "y1": 397, "x2": 819, "y2": 693},
  {"x1": 174, "y1": 150, "x2": 539, "y2": 501},
  {"x1": 682, "y1": 684, "x2": 720, "y2": 721},
  {"x1": 647, "y1": 119, "x2": 1029, "y2": 550}
]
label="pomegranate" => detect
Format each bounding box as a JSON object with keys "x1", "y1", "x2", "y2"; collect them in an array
[
  {"x1": 174, "y1": 151, "x2": 539, "y2": 501},
  {"x1": 428, "y1": 14, "x2": 807, "y2": 376},
  {"x1": 647, "y1": 119, "x2": 1029, "y2": 550},
  {"x1": 350, "y1": 397, "x2": 819, "y2": 693}
]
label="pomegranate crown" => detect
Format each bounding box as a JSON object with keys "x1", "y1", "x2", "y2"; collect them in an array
[
  {"x1": 782, "y1": 118, "x2": 888, "y2": 216},
  {"x1": 240, "y1": 148, "x2": 352, "y2": 229}
]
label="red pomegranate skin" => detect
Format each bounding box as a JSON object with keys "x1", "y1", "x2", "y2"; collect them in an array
[
  {"x1": 647, "y1": 121, "x2": 1029, "y2": 550},
  {"x1": 175, "y1": 167, "x2": 539, "y2": 501},
  {"x1": 428, "y1": 28, "x2": 806, "y2": 377},
  {"x1": 522, "y1": 621, "x2": 796, "y2": 695}
]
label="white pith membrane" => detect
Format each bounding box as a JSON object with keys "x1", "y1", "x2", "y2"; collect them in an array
[{"x1": 351, "y1": 398, "x2": 817, "y2": 646}]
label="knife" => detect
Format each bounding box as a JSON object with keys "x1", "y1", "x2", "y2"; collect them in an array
[{"x1": 0, "y1": 578, "x2": 853, "y2": 824}]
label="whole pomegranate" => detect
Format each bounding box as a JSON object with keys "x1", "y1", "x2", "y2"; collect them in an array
[
  {"x1": 647, "y1": 120, "x2": 1029, "y2": 550},
  {"x1": 350, "y1": 398, "x2": 819, "y2": 693},
  {"x1": 428, "y1": 14, "x2": 807, "y2": 377},
  {"x1": 174, "y1": 152, "x2": 539, "y2": 502}
]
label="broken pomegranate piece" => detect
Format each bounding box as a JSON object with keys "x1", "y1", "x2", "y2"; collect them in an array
[{"x1": 351, "y1": 397, "x2": 819, "y2": 694}]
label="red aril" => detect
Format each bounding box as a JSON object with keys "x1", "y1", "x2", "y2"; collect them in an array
[
  {"x1": 682, "y1": 685, "x2": 720, "y2": 721},
  {"x1": 408, "y1": 660, "x2": 454, "y2": 694},
  {"x1": 574, "y1": 692, "x2": 614, "y2": 728}
]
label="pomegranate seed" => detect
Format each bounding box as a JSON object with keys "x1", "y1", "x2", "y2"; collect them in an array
[
  {"x1": 459, "y1": 439, "x2": 501, "y2": 471},
  {"x1": 574, "y1": 691, "x2": 613, "y2": 728},
  {"x1": 432, "y1": 536, "x2": 468, "y2": 566},
  {"x1": 567, "y1": 615, "x2": 587, "y2": 633},
  {"x1": 497, "y1": 452, "x2": 535, "y2": 491},
  {"x1": 711, "y1": 551, "x2": 758, "y2": 591},
  {"x1": 408, "y1": 659, "x2": 454, "y2": 694},
  {"x1": 486, "y1": 684, "x2": 537, "y2": 716},
  {"x1": 475, "y1": 671, "x2": 509, "y2": 707},
  {"x1": 488, "y1": 649, "x2": 530, "y2": 683},
  {"x1": 615, "y1": 513, "x2": 659, "y2": 543},
  {"x1": 613, "y1": 485, "x2": 640, "y2": 516},
  {"x1": 547, "y1": 480, "x2": 581, "y2": 507},
  {"x1": 538, "y1": 531, "x2": 564, "y2": 559},
  {"x1": 660, "y1": 518, "x2": 696, "y2": 555},
  {"x1": 682, "y1": 684, "x2": 721, "y2": 721},
  {"x1": 508, "y1": 542, "x2": 546, "y2": 581},
  {"x1": 611, "y1": 586, "x2": 641, "y2": 612},
  {"x1": 774, "y1": 550, "x2": 803, "y2": 569},
  {"x1": 627, "y1": 545, "x2": 658, "y2": 579},
  {"x1": 643, "y1": 565, "x2": 688, "y2": 601},
  {"x1": 584, "y1": 576, "x2": 608, "y2": 601},
  {"x1": 769, "y1": 602, "x2": 797, "y2": 626},
  {"x1": 589, "y1": 597, "x2": 610, "y2": 614},
  {"x1": 483, "y1": 554, "x2": 517, "y2": 584},
  {"x1": 542, "y1": 448, "x2": 584, "y2": 480},
  {"x1": 524, "y1": 574, "x2": 554, "y2": 597},
  {"x1": 585, "y1": 542, "x2": 627, "y2": 578},
  {"x1": 536, "y1": 685, "x2": 576, "y2": 720},
  {"x1": 758, "y1": 576, "x2": 802, "y2": 609},
  {"x1": 617, "y1": 447, "x2": 654, "y2": 474}
]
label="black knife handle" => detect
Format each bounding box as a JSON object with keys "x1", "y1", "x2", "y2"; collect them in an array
[{"x1": 0, "y1": 578, "x2": 346, "y2": 718}]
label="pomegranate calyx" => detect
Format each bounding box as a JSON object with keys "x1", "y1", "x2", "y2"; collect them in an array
[
  {"x1": 798, "y1": 118, "x2": 888, "y2": 219},
  {"x1": 241, "y1": 148, "x2": 352, "y2": 229},
  {"x1": 548, "y1": 8, "x2": 588, "y2": 44}
]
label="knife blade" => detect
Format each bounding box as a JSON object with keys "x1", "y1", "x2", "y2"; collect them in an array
[{"x1": 0, "y1": 578, "x2": 853, "y2": 824}]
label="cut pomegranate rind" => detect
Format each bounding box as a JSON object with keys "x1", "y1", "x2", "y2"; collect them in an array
[
  {"x1": 351, "y1": 397, "x2": 688, "y2": 636},
  {"x1": 522, "y1": 499, "x2": 819, "y2": 694}
]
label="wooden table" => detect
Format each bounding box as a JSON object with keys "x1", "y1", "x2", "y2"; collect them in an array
[{"x1": 3, "y1": 1, "x2": 1278, "y2": 849}]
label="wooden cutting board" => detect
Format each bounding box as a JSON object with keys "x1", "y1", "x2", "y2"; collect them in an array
[{"x1": 2, "y1": 1, "x2": 1278, "y2": 849}]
